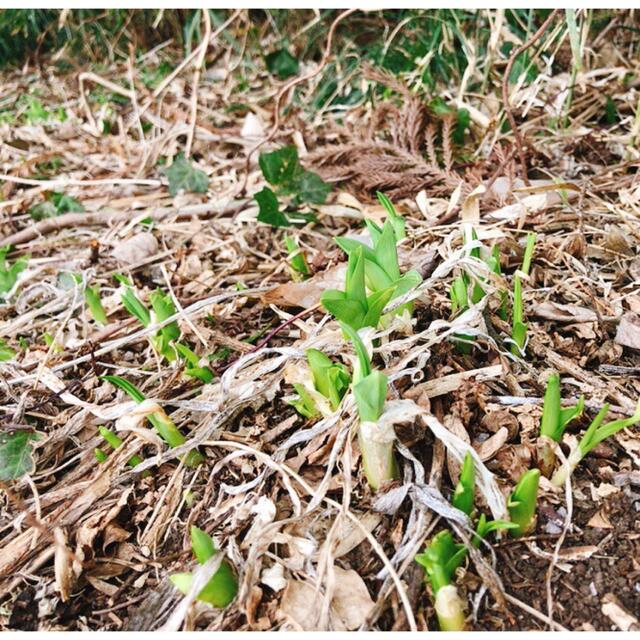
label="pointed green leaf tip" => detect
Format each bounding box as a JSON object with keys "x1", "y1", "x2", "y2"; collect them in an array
[
  {"x1": 170, "y1": 526, "x2": 238, "y2": 608},
  {"x1": 0, "y1": 431, "x2": 39, "y2": 480},
  {"x1": 452, "y1": 452, "x2": 475, "y2": 516},
  {"x1": 507, "y1": 469, "x2": 540, "y2": 537}
]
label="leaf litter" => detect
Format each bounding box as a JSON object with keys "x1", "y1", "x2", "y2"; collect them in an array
[{"x1": 0, "y1": 7, "x2": 640, "y2": 633}]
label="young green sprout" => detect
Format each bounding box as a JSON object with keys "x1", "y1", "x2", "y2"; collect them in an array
[
  {"x1": 551, "y1": 401, "x2": 640, "y2": 487},
  {"x1": 289, "y1": 349, "x2": 350, "y2": 418},
  {"x1": 0, "y1": 246, "x2": 28, "y2": 298},
  {"x1": 85, "y1": 284, "x2": 108, "y2": 325},
  {"x1": 376, "y1": 191, "x2": 406, "y2": 240},
  {"x1": 537, "y1": 374, "x2": 584, "y2": 477},
  {"x1": 452, "y1": 452, "x2": 475, "y2": 517},
  {"x1": 321, "y1": 246, "x2": 395, "y2": 331},
  {"x1": 94, "y1": 426, "x2": 151, "y2": 476},
  {"x1": 507, "y1": 469, "x2": 541, "y2": 537},
  {"x1": 102, "y1": 375, "x2": 203, "y2": 467},
  {"x1": 284, "y1": 235, "x2": 310, "y2": 280},
  {"x1": 175, "y1": 343, "x2": 214, "y2": 384},
  {"x1": 510, "y1": 232, "x2": 536, "y2": 357},
  {"x1": 334, "y1": 202, "x2": 421, "y2": 320},
  {"x1": 415, "y1": 531, "x2": 468, "y2": 631},
  {"x1": 170, "y1": 526, "x2": 238, "y2": 608},
  {"x1": 342, "y1": 323, "x2": 397, "y2": 490}
]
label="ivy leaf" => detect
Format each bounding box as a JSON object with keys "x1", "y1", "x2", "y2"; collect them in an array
[
  {"x1": 265, "y1": 49, "x2": 299, "y2": 79},
  {"x1": 259, "y1": 146, "x2": 302, "y2": 187},
  {"x1": 255, "y1": 187, "x2": 290, "y2": 228},
  {"x1": 28, "y1": 201, "x2": 58, "y2": 221},
  {"x1": 0, "y1": 338, "x2": 16, "y2": 361},
  {"x1": 0, "y1": 431, "x2": 39, "y2": 480},
  {"x1": 295, "y1": 171, "x2": 331, "y2": 205},
  {"x1": 163, "y1": 153, "x2": 209, "y2": 196},
  {"x1": 52, "y1": 192, "x2": 84, "y2": 213}
]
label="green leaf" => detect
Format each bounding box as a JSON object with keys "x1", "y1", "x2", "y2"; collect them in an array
[
  {"x1": 28, "y1": 201, "x2": 58, "y2": 221},
  {"x1": 101, "y1": 375, "x2": 146, "y2": 403},
  {"x1": 306, "y1": 348, "x2": 350, "y2": 410},
  {"x1": 0, "y1": 338, "x2": 16, "y2": 361},
  {"x1": 163, "y1": 153, "x2": 209, "y2": 197},
  {"x1": 0, "y1": 247, "x2": 28, "y2": 297},
  {"x1": 579, "y1": 402, "x2": 640, "y2": 456},
  {"x1": 149, "y1": 289, "x2": 180, "y2": 342},
  {"x1": 376, "y1": 192, "x2": 406, "y2": 240},
  {"x1": 474, "y1": 514, "x2": 518, "y2": 546},
  {"x1": 452, "y1": 452, "x2": 474, "y2": 516},
  {"x1": 191, "y1": 526, "x2": 216, "y2": 564},
  {"x1": 94, "y1": 448, "x2": 108, "y2": 463},
  {"x1": 121, "y1": 287, "x2": 151, "y2": 327},
  {"x1": 265, "y1": 49, "x2": 300, "y2": 79},
  {"x1": 415, "y1": 530, "x2": 467, "y2": 594},
  {"x1": 85, "y1": 285, "x2": 108, "y2": 325},
  {"x1": 340, "y1": 322, "x2": 371, "y2": 384},
  {"x1": 259, "y1": 146, "x2": 301, "y2": 187},
  {"x1": 353, "y1": 370, "x2": 387, "y2": 423},
  {"x1": 256, "y1": 187, "x2": 290, "y2": 228},
  {"x1": 540, "y1": 374, "x2": 562, "y2": 441},
  {"x1": 0, "y1": 431, "x2": 39, "y2": 480},
  {"x1": 284, "y1": 235, "x2": 310, "y2": 278},
  {"x1": 507, "y1": 469, "x2": 540, "y2": 537},
  {"x1": 289, "y1": 383, "x2": 319, "y2": 419},
  {"x1": 295, "y1": 170, "x2": 331, "y2": 205},
  {"x1": 604, "y1": 96, "x2": 618, "y2": 125}
]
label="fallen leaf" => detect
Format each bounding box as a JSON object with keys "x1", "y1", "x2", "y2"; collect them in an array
[
  {"x1": 54, "y1": 527, "x2": 73, "y2": 602},
  {"x1": 534, "y1": 301, "x2": 598, "y2": 323},
  {"x1": 330, "y1": 567, "x2": 375, "y2": 631},
  {"x1": 333, "y1": 512, "x2": 381, "y2": 558},
  {"x1": 474, "y1": 427, "x2": 509, "y2": 461},
  {"x1": 112, "y1": 232, "x2": 158, "y2": 264},
  {"x1": 615, "y1": 312, "x2": 640, "y2": 351},
  {"x1": 587, "y1": 509, "x2": 613, "y2": 529}
]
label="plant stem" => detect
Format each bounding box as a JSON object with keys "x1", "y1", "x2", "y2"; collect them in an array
[
  {"x1": 358, "y1": 421, "x2": 398, "y2": 490},
  {"x1": 434, "y1": 585, "x2": 466, "y2": 631}
]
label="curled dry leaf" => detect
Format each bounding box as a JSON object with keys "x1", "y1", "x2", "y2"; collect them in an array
[
  {"x1": 474, "y1": 426, "x2": 509, "y2": 462},
  {"x1": 330, "y1": 566, "x2": 375, "y2": 631},
  {"x1": 533, "y1": 301, "x2": 599, "y2": 323},
  {"x1": 54, "y1": 527, "x2": 73, "y2": 602}
]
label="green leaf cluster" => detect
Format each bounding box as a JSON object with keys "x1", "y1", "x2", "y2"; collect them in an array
[
  {"x1": 29, "y1": 192, "x2": 84, "y2": 221},
  {"x1": 0, "y1": 246, "x2": 28, "y2": 298},
  {"x1": 163, "y1": 152, "x2": 209, "y2": 197}
]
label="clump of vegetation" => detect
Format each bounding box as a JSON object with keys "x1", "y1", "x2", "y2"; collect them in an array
[
  {"x1": 507, "y1": 469, "x2": 541, "y2": 537},
  {"x1": 510, "y1": 233, "x2": 536, "y2": 356},
  {"x1": 289, "y1": 348, "x2": 351, "y2": 418},
  {"x1": 0, "y1": 247, "x2": 28, "y2": 298}
]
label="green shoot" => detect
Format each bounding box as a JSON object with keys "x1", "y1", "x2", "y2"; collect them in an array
[
  {"x1": 284, "y1": 235, "x2": 310, "y2": 280},
  {"x1": 149, "y1": 289, "x2": 180, "y2": 362},
  {"x1": 102, "y1": 375, "x2": 203, "y2": 467},
  {"x1": 170, "y1": 526, "x2": 238, "y2": 608},
  {"x1": 473, "y1": 514, "x2": 519, "y2": 547},
  {"x1": 175, "y1": 343, "x2": 214, "y2": 384},
  {"x1": 510, "y1": 233, "x2": 536, "y2": 356},
  {"x1": 94, "y1": 426, "x2": 150, "y2": 476},
  {"x1": 415, "y1": 531, "x2": 467, "y2": 631},
  {"x1": 289, "y1": 348, "x2": 350, "y2": 418},
  {"x1": 335, "y1": 215, "x2": 422, "y2": 320},
  {"x1": 537, "y1": 374, "x2": 584, "y2": 476},
  {"x1": 0, "y1": 339, "x2": 16, "y2": 362},
  {"x1": 452, "y1": 452, "x2": 475, "y2": 516},
  {"x1": 551, "y1": 401, "x2": 640, "y2": 486},
  {"x1": 321, "y1": 246, "x2": 395, "y2": 331},
  {"x1": 376, "y1": 191, "x2": 406, "y2": 240},
  {"x1": 507, "y1": 469, "x2": 540, "y2": 537},
  {"x1": 343, "y1": 324, "x2": 397, "y2": 490},
  {"x1": 85, "y1": 285, "x2": 108, "y2": 325},
  {"x1": 0, "y1": 246, "x2": 28, "y2": 298}
]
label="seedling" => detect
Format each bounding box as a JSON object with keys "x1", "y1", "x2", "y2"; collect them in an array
[
  {"x1": 510, "y1": 233, "x2": 536, "y2": 356},
  {"x1": 334, "y1": 201, "x2": 421, "y2": 320},
  {"x1": 85, "y1": 285, "x2": 108, "y2": 325},
  {"x1": 94, "y1": 426, "x2": 151, "y2": 476},
  {"x1": 415, "y1": 531, "x2": 467, "y2": 631},
  {"x1": 170, "y1": 526, "x2": 238, "y2": 608},
  {"x1": 551, "y1": 401, "x2": 640, "y2": 487},
  {"x1": 102, "y1": 375, "x2": 203, "y2": 467},
  {"x1": 289, "y1": 349, "x2": 350, "y2": 418},
  {"x1": 452, "y1": 452, "x2": 475, "y2": 516},
  {"x1": 0, "y1": 338, "x2": 16, "y2": 361},
  {"x1": 507, "y1": 469, "x2": 541, "y2": 537},
  {"x1": 536, "y1": 374, "x2": 584, "y2": 476},
  {"x1": 0, "y1": 246, "x2": 28, "y2": 298},
  {"x1": 284, "y1": 235, "x2": 310, "y2": 280},
  {"x1": 321, "y1": 246, "x2": 395, "y2": 331},
  {"x1": 342, "y1": 323, "x2": 397, "y2": 490}
]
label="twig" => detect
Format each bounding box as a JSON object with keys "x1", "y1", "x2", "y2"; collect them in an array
[
  {"x1": 502, "y1": 9, "x2": 561, "y2": 185},
  {"x1": 250, "y1": 303, "x2": 321, "y2": 353}
]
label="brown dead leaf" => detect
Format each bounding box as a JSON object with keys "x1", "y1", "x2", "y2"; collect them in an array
[
  {"x1": 474, "y1": 427, "x2": 509, "y2": 461},
  {"x1": 333, "y1": 512, "x2": 381, "y2": 558},
  {"x1": 587, "y1": 509, "x2": 613, "y2": 529},
  {"x1": 615, "y1": 312, "x2": 640, "y2": 351},
  {"x1": 111, "y1": 231, "x2": 158, "y2": 264},
  {"x1": 54, "y1": 527, "x2": 73, "y2": 603},
  {"x1": 534, "y1": 301, "x2": 598, "y2": 323},
  {"x1": 330, "y1": 567, "x2": 375, "y2": 631},
  {"x1": 443, "y1": 414, "x2": 470, "y2": 485}
]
